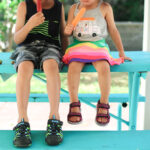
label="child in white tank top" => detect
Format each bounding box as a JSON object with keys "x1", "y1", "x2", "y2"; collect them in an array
[{"x1": 63, "y1": 0, "x2": 132, "y2": 125}]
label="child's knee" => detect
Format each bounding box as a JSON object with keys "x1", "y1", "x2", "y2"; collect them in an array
[
  {"x1": 18, "y1": 61, "x2": 34, "y2": 72},
  {"x1": 43, "y1": 59, "x2": 59, "y2": 72},
  {"x1": 69, "y1": 62, "x2": 84, "y2": 72},
  {"x1": 96, "y1": 61, "x2": 110, "y2": 73},
  {"x1": 17, "y1": 61, "x2": 34, "y2": 78}
]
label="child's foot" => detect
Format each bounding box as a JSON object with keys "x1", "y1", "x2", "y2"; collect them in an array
[
  {"x1": 67, "y1": 101, "x2": 82, "y2": 124},
  {"x1": 96, "y1": 101, "x2": 110, "y2": 125},
  {"x1": 13, "y1": 118, "x2": 31, "y2": 147},
  {"x1": 45, "y1": 116, "x2": 63, "y2": 145}
]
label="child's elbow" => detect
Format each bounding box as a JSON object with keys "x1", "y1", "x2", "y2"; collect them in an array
[
  {"x1": 14, "y1": 35, "x2": 21, "y2": 45},
  {"x1": 109, "y1": 27, "x2": 118, "y2": 35},
  {"x1": 14, "y1": 38, "x2": 19, "y2": 45}
]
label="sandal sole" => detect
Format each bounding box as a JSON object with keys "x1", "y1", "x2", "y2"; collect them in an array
[
  {"x1": 67, "y1": 120, "x2": 82, "y2": 125},
  {"x1": 95, "y1": 120, "x2": 109, "y2": 126}
]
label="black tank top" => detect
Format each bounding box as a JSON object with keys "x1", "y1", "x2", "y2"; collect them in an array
[{"x1": 20, "y1": 0, "x2": 62, "y2": 47}]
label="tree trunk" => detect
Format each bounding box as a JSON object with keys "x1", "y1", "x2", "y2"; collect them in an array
[{"x1": 2, "y1": 23, "x2": 14, "y2": 52}]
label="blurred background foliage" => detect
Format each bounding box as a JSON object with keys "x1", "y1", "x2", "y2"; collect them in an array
[
  {"x1": 0, "y1": 0, "x2": 144, "y2": 51},
  {"x1": 0, "y1": 0, "x2": 22, "y2": 51},
  {"x1": 62, "y1": 0, "x2": 144, "y2": 22}
]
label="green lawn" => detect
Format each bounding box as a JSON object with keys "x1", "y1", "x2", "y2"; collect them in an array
[{"x1": 0, "y1": 73, "x2": 128, "y2": 94}]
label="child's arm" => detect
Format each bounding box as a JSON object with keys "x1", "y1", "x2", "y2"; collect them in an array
[
  {"x1": 60, "y1": 5, "x2": 69, "y2": 54},
  {"x1": 104, "y1": 3, "x2": 132, "y2": 61},
  {"x1": 14, "y1": 2, "x2": 45, "y2": 45},
  {"x1": 64, "y1": 4, "x2": 76, "y2": 36}
]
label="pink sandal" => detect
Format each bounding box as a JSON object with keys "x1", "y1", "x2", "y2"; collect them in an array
[
  {"x1": 96, "y1": 101, "x2": 110, "y2": 125},
  {"x1": 67, "y1": 101, "x2": 82, "y2": 124}
]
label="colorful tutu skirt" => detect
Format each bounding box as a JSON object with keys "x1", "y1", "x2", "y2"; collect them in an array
[{"x1": 62, "y1": 39, "x2": 124, "y2": 65}]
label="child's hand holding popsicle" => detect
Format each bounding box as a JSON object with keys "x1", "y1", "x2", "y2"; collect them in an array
[
  {"x1": 64, "y1": 24, "x2": 74, "y2": 36},
  {"x1": 64, "y1": 7, "x2": 86, "y2": 36},
  {"x1": 28, "y1": 12, "x2": 45, "y2": 29},
  {"x1": 27, "y1": 0, "x2": 44, "y2": 29}
]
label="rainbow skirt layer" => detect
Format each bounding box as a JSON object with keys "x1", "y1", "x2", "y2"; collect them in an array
[{"x1": 63, "y1": 39, "x2": 124, "y2": 65}]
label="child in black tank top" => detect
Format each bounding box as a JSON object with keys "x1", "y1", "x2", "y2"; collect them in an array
[{"x1": 12, "y1": 0, "x2": 68, "y2": 147}]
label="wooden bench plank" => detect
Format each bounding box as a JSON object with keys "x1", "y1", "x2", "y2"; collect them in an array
[{"x1": 0, "y1": 130, "x2": 149, "y2": 150}]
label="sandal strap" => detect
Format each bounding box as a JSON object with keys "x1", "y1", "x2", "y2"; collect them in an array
[
  {"x1": 97, "y1": 102, "x2": 110, "y2": 109},
  {"x1": 68, "y1": 112, "x2": 82, "y2": 117},
  {"x1": 96, "y1": 113, "x2": 110, "y2": 124},
  {"x1": 70, "y1": 101, "x2": 81, "y2": 108},
  {"x1": 96, "y1": 114, "x2": 110, "y2": 118}
]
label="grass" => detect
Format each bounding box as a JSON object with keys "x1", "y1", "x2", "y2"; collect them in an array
[{"x1": 0, "y1": 73, "x2": 128, "y2": 94}]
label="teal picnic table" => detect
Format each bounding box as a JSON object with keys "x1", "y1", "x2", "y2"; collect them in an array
[
  {"x1": 0, "y1": 51, "x2": 150, "y2": 149},
  {"x1": 0, "y1": 51, "x2": 149, "y2": 130}
]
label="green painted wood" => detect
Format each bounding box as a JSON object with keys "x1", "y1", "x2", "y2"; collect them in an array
[
  {"x1": 0, "y1": 51, "x2": 150, "y2": 73},
  {"x1": 0, "y1": 130, "x2": 149, "y2": 150},
  {"x1": 0, "y1": 93, "x2": 145, "y2": 102}
]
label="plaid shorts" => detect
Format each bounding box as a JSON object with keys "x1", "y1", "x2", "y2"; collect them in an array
[{"x1": 11, "y1": 40, "x2": 63, "y2": 71}]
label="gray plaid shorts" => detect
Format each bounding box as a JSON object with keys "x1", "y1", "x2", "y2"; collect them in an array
[{"x1": 11, "y1": 40, "x2": 63, "y2": 71}]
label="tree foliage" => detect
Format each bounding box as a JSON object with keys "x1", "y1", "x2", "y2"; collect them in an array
[
  {"x1": 0, "y1": 0, "x2": 22, "y2": 51},
  {"x1": 105, "y1": 0, "x2": 144, "y2": 21}
]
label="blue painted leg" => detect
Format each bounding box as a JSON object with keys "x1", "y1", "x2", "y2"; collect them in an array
[
  {"x1": 117, "y1": 104, "x2": 122, "y2": 131},
  {"x1": 128, "y1": 73, "x2": 134, "y2": 110},
  {"x1": 128, "y1": 72, "x2": 133, "y2": 129},
  {"x1": 129, "y1": 72, "x2": 141, "y2": 130}
]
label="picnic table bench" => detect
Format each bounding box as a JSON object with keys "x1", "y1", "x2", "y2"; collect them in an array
[{"x1": 0, "y1": 130, "x2": 150, "y2": 150}]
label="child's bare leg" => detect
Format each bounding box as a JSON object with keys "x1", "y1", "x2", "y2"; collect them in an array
[
  {"x1": 68, "y1": 62, "x2": 85, "y2": 122},
  {"x1": 16, "y1": 61, "x2": 34, "y2": 123},
  {"x1": 43, "y1": 59, "x2": 61, "y2": 120},
  {"x1": 92, "y1": 60, "x2": 111, "y2": 123}
]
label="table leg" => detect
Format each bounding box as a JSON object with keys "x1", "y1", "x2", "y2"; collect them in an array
[
  {"x1": 117, "y1": 103, "x2": 122, "y2": 130},
  {"x1": 128, "y1": 72, "x2": 133, "y2": 113},
  {"x1": 129, "y1": 72, "x2": 141, "y2": 130}
]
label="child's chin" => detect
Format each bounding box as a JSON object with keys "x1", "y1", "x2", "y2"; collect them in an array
[{"x1": 82, "y1": 2, "x2": 92, "y2": 7}]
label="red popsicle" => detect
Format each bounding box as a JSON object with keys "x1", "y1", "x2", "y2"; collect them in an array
[{"x1": 37, "y1": 0, "x2": 42, "y2": 12}]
